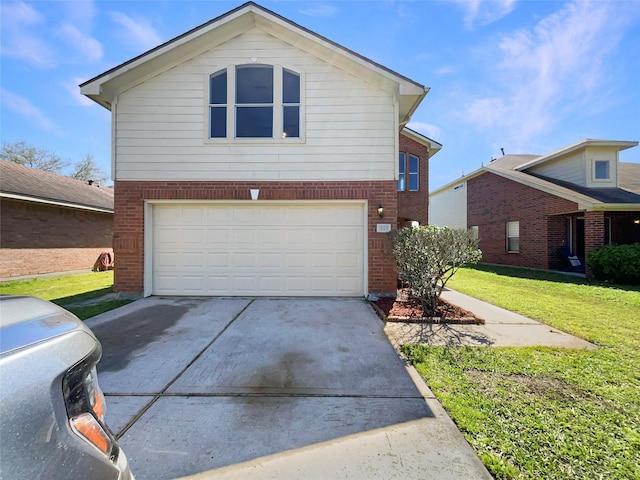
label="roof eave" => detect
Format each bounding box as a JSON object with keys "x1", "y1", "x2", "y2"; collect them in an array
[{"x1": 1, "y1": 192, "x2": 114, "y2": 214}]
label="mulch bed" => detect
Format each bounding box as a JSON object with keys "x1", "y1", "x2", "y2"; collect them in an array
[{"x1": 373, "y1": 290, "x2": 484, "y2": 324}]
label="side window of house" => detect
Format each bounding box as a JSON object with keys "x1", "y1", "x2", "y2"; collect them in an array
[
  {"x1": 506, "y1": 221, "x2": 520, "y2": 253},
  {"x1": 594, "y1": 160, "x2": 610, "y2": 180},
  {"x1": 409, "y1": 154, "x2": 419, "y2": 191},
  {"x1": 209, "y1": 64, "x2": 300, "y2": 140},
  {"x1": 398, "y1": 153, "x2": 406, "y2": 191}
]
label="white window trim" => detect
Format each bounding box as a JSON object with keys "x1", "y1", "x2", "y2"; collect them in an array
[
  {"x1": 397, "y1": 152, "x2": 406, "y2": 191},
  {"x1": 592, "y1": 159, "x2": 611, "y2": 182},
  {"x1": 204, "y1": 64, "x2": 305, "y2": 144},
  {"x1": 408, "y1": 154, "x2": 419, "y2": 191},
  {"x1": 506, "y1": 221, "x2": 520, "y2": 253}
]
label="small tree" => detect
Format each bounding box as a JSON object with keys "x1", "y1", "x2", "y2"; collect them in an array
[{"x1": 388, "y1": 225, "x2": 482, "y2": 317}]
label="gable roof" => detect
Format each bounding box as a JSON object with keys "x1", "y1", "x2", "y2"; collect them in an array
[
  {"x1": 0, "y1": 161, "x2": 114, "y2": 213},
  {"x1": 80, "y1": 2, "x2": 427, "y2": 126},
  {"x1": 430, "y1": 142, "x2": 640, "y2": 211},
  {"x1": 401, "y1": 127, "x2": 442, "y2": 157}
]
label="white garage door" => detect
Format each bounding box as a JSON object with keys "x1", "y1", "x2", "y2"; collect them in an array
[{"x1": 151, "y1": 202, "x2": 365, "y2": 296}]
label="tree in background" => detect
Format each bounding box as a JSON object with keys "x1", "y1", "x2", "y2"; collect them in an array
[
  {"x1": 70, "y1": 154, "x2": 108, "y2": 183},
  {"x1": 388, "y1": 225, "x2": 482, "y2": 317},
  {"x1": 1, "y1": 140, "x2": 69, "y2": 173},
  {"x1": 1, "y1": 141, "x2": 108, "y2": 184}
]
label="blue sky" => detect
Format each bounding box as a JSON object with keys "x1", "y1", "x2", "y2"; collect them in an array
[{"x1": 1, "y1": 0, "x2": 639, "y2": 189}]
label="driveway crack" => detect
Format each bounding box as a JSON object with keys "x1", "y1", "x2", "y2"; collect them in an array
[{"x1": 115, "y1": 299, "x2": 255, "y2": 439}]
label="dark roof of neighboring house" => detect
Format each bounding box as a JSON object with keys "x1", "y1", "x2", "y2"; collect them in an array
[
  {"x1": 0, "y1": 161, "x2": 114, "y2": 213},
  {"x1": 528, "y1": 172, "x2": 640, "y2": 204}
]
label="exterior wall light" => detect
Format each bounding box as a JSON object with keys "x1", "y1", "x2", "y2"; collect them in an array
[{"x1": 377, "y1": 205, "x2": 384, "y2": 218}]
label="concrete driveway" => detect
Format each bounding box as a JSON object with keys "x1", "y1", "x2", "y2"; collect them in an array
[{"x1": 86, "y1": 297, "x2": 491, "y2": 480}]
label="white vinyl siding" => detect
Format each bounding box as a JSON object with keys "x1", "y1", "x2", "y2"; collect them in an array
[
  {"x1": 115, "y1": 28, "x2": 396, "y2": 182},
  {"x1": 149, "y1": 202, "x2": 366, "y2": 296},
  {"x1": 428, "y1": 183, "x2": 467, "y2": 229},
  {"x1": 526, "y1": 151, "x2": 586, "y2": 186}
]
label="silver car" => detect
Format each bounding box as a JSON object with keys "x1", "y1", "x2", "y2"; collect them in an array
[{"x1": 0, "y1": 296, "x2": 134, "y2": 479}]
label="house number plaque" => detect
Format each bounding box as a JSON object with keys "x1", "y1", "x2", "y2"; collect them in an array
[{"x1": 376, "y1": 224, "x2": 391, "y2": 233}]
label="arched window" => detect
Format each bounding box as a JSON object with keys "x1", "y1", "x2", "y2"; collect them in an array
[{"x1": 209, "y1": 65, "x2": 301, "y2": 140}]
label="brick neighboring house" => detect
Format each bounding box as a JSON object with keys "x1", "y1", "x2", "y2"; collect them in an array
[
  {"x1": 0, "y1": 161, "x2": 114, "y2": 280},
  {"x1": 429, "y1": 139, "x2": 640, "y2": 274},
  {"x1": 80, "y1": 2, "x2": 440, "y2": 298}
]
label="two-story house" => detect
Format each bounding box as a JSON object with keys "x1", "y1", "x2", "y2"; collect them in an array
[
  {"x1": 80, "y1": 2, "x2": 439, "y2": 298},
  {"x1": 429, "y1": 139, "x2": 640, "y2": 274}
]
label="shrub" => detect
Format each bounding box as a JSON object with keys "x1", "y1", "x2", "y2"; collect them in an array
[
  {"x1": 587, "y1": 243, "x2": 640, "y2": 285},
  {"x1": 388, "y1": 226, "x2": 482, "y2": 316}
]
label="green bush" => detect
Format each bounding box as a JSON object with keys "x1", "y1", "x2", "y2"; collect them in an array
[
  {"x1": 587, "y1": 243, "x2": 640, "y2": 285},
  {"x1": 388, "y1": 226, "x2": 482, "y2": 316}
]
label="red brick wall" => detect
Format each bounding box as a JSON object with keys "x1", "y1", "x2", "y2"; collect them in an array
[
  {"x1": 397, "y1": 134, "x2": 430, "y2": 226},
  {"x1": 114, "y1": 180, "x2": 398, "y2": 295},
  {"x1": 467, "y1": 173, "x2": 579, "y2": 269},
  {"x1": 0, "y1": 199, "x2": 113, "y2": 279}
]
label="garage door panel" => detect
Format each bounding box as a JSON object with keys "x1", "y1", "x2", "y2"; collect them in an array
[{"x1": 152, "y1": 203, "x2": 364, "y2": 296}]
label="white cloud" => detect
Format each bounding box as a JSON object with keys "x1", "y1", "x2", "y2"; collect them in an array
[
  {"x1": 298, "y1": 4, "x2": 339, "y2": 18},
  {"x1": 451, "y1": 0, "x2": 516, "y2": 29},
  {"x1": 57, "y1": 23, "x2": 103, "y2": 62},
  {"x1": 62, "y1": 78, "x2": 95, "y2": 107},
  {"x1": 0, "y1": 88, "x2": 59, "y2": 133},
  {"x1": 0, "y1": 1, "x2": 55, "y2": 67},
  {"x1": 464, "y1": 1, "x2": 636, "y2": 147},
  {"x1": 407, "y1": 122, "x2": 442, "y2": 140},
  {"x1": 109, "y1": 12, "x2": 162, "y2": 52}
]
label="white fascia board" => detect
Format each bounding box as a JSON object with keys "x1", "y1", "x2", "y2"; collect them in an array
[
  {"x1": 429, "y1": 168, "x2": 485, "y2": 196},
  {"x1": 401, "y1": 128, "x2": 442, "y2": 156},
  {"x1": 591, "y1": 203, "x2": 640, "y2": 211},
  {"x1": 1, "y1": 192, "x2": 113, "y2": 214}
]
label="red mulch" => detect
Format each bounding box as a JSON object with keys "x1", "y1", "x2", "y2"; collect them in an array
[{"x1": 374, "y1": 290, "x2": 483, "y2": 324}]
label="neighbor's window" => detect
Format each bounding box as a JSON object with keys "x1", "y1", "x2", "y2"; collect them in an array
[
  {"x1": 398, "y1": 153, "x2": 406, "y2": 191},
  {"x1": 409, "y1": 154, "x2": 419, "y2": 191},
  {"x1": 209, "y1": 64, "x2": 301, "y2": 140},
  {"x1": 506, "y1": 221, "x2": 520, "y2": 253},
  {"x1": 594, "y1": 160, "x2": 610, "y2": 180}
]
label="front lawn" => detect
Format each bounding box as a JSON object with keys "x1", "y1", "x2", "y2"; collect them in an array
[
  {"x1": 0, "y1": 271, "x2": 132, "y2": 320},
  {"x1": 403, "y1": 265, "x2": 640, "y2": 479}
]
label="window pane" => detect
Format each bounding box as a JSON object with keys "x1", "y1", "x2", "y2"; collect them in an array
[
  {"x1": 595, "y1": 160, "x2": 609, "y2": 179},
  {"x1": 209, "y1": 107, "x2": 226, "y2": 138},
  {"x1": 398, "y1": 153, "x2": 406, "y2": 191},
  {"x1": 236, "y1": 106, "x2": 273, "y2": 137},
  {"x1": 409, "y1": 173, "x2": 419, "y2": 191},
  {"x1": 409, "y1": 155, "x2": 419, "y2": 173},
  {"x1": 236, "y1": 65, "x2": 273, "y2": 104},
  {"x1": 209, "y1": 70, "x2": 227, "y2": 105},
  {"x1": 283, "y1": 106, "x2": 299, "y2": 138},
  {"x1": 283, "y1": 69, "x2": 300, "y2": 103}
]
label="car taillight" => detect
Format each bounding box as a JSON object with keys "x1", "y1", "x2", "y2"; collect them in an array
[{"x1": 62, "y1": 346, "x2": 119, "y2": 461}]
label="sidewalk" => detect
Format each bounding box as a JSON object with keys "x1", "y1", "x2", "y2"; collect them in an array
[{"x1": 385, "y1": 288, "x2": 596, "y2": 350}]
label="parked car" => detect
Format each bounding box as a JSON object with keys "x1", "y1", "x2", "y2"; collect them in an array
[{"x1": 0, "y1": 295, "x2": 134, "y2": 479}]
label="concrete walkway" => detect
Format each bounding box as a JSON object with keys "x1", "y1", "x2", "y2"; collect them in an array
[{"x1": 385, "y1": 288, "x2": 596, "y2": 350}]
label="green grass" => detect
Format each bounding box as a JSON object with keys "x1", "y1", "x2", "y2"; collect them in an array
[
  {"x1": 0, "y1": 271, "x2": 132, "y2": 320},
  {"x1": 403, "y1": 265, "x2": 640, "y2": 479}
]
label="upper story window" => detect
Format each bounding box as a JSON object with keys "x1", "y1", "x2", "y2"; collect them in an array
[
  {"x1": 398, "y1": 153, "x2": 406, "y2": 191},
  {"x1": 209, "y1": 64, "x2": 301, "y2": 140},
  {"x1": 594, "y1": 160, "x2": 610, "y2": 180},
  {"x1": 408, "y1": 154, "x2": 419, "y2": 191},
  {"x1": 398, "y1": 153, "x2": 420, "y2": 191}
]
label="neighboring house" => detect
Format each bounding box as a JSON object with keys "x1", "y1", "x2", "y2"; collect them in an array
[
  {"x1": 0, "y1": 161, "x2": 114, "y2": 280},
  {"x1": 430, "y1": 139, "x2": 640, "y2": 274},
  {"x1": 80, "y1": 2, "x2": 439, "y2": 297}
]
